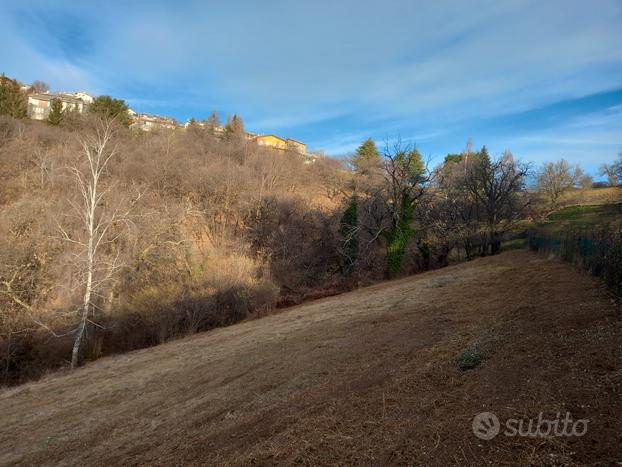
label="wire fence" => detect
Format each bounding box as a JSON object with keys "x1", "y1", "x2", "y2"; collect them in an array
[{"x1": 527, "y1": 223, "x2": 622, "y2": 297}]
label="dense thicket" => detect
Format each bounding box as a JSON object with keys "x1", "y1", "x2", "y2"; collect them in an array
[{"x1": 0, "y1": 116, "x2": 348, "y2": 383}]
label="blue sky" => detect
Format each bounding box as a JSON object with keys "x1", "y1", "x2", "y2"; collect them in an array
[{"x1": 1, "y1": 0, "x2": 621, "y2": 174}]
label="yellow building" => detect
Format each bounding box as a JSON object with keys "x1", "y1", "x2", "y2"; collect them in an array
[
  {"x1": 254, "y1": 135, "x2": 308, "y2": 154},
  {"x1": 255, "y1": 134, "x2": 288, "y2": 149}
]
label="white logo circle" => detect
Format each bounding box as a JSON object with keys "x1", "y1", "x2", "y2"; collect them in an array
[{"x1": 472, "y1": 412, "x2": 500, "y2": 440}]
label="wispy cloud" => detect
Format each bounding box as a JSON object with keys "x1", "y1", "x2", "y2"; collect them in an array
[{"x1": 0, "y1": 0, "x2": 620, "y2": 170}]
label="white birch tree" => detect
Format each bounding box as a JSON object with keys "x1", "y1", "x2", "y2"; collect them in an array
[{"x1": 58, "y1": 118, "x2": 137, "y2": 369}]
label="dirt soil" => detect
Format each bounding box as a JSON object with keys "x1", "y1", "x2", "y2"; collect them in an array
[{"x1": 1, "y1": 250, "x2": 620, "y2": 466}]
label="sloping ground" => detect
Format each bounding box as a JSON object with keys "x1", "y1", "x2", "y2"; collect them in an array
[
  {"x1": 0, "y1": 250, "x2": 620, "y2": 465},
  {"x1": 560, "y1": 186, "x2": 621, "y2": 207},
  {"x1": 537, "y1": 202, "x2": 622, "y2": 234}
]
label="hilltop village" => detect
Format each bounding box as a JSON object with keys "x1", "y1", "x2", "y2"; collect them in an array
[{"x1": 21, "y1": 81, "x2": 311, "y2": 157}]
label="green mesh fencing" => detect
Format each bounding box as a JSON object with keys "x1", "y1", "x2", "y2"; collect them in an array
[{"x1": 527, "y1": 224, "x2": 622, "y2": 297}]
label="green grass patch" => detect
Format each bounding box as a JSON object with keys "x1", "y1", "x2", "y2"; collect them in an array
[
  {"x1": 537, "y1": 203, "x2": 622, "y2": 234},
  {"x1": 456, "y1": 344, "x2": 485, "y2": 371},
  {"x1": 501, "y1": 238, "x2": 527, "y2": 251}
]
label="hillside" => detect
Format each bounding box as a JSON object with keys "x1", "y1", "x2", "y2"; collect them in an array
[
  {"x1": 1, "y1": 250, "x2": 620, "y2": 465},
  {"x1": 558, "y1": 186, "x2": 621, "y2": 207},
  {"x1": 537, "y1": 202, "x2": 622, "y2": 234}
]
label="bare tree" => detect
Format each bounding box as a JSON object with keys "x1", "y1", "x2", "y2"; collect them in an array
[
  {"x1": 424, "y1": 161, "x2": 481, "y2": 262},
  {"x1": 373, "y1": 139, "x2": 429, "y2": 274},
  {"x1": 579, "y1": 174, "x2": 593, "y2": 190},
  {"x1": 537, "y1": 159, "x2": 582, "y2": 207},
  {"x1": 30, "y1": 80, "x2": 50, "y2": 93},
  {"x1": 382, "y1": 141, "x2": 427, "y2": 222},
  {"x1": 599, "y1": 161, "x2": 619, "y2": 187},
  {"x1": 464, "y1": 149, "x2": 529, "y2": 255},
  {"x1": 59, "y1": 119, "x2": 138, "y2": 368},
  {"x1": 32, "y1": 146, "x2": 53, "y2": 189}
]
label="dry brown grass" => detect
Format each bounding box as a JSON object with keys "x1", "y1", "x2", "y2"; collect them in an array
[
  {"x1": 560, "y1": 186, "x2": 622, "y2": 206},
  {"x1": 0, "y1": 250, "x2": 620, "y2": 465}
]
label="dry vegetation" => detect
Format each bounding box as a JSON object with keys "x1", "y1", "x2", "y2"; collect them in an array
[
  {"x1": 0, "y1": 115, "x2": 356, "y2": 384},
  {"x1": 1, "y1": 83, "x2": 621, "y2": 464},
  {"x1": 0, "y1": 112, "x2": 538, "y2": 385},
  {"x1": 559, "y1": 186, "x2": 621, "y2": 206},
  {"x1": 1, "y1": 105, "x2": 619, "y2": 387},
  {"x1": 0, "y1": 250, "x2": 620, "y2": 465}
]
